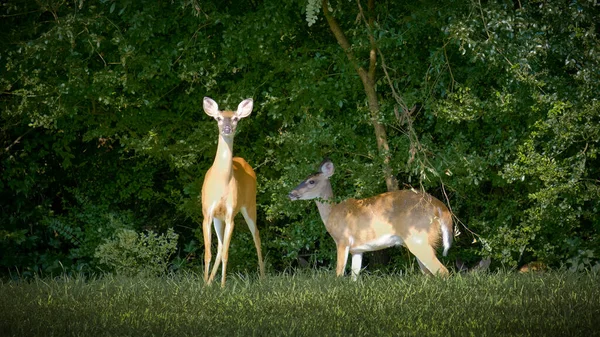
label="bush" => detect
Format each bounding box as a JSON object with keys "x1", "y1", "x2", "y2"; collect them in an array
[{"x1": 95, "y1": 228, "x2": 178, "y2": 276}]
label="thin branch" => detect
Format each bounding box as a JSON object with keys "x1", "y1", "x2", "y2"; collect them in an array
[
  {"x1": 2, "y1": 128, "x2": 34, "y2": 155},
  {"x1": 378, "y1": 50, "x2": 408, "y2": 112},
  {"x1": 477, "y1": 0, "x2": 491, "y2": 40},
  {"x1": 356, "y1": 0, "x2": 377, "y2": 81},
  {"x1": 442, "y1": 43, "x2": 456, "y2": 92},
  {"x1": 0, "y1": 10, "x2": 40, "y2": 18},
  {"x1": 87, "y1": 39, "x2": 107, "y2": 67},
  {"x1": 172, "y1": 23, "x2": 212, "y2": 66},
  {"x1": 441, "y1": 184, "x2": 468, "y2": 235}
]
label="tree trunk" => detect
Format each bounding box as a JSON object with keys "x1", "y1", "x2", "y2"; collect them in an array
[{"x1": 321, "y1": 0, "x2": 398, "y2": 192}]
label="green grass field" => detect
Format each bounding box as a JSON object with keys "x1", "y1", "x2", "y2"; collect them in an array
[{"x1": 1, "y1": 270, "x2": 599, "y2": 337}]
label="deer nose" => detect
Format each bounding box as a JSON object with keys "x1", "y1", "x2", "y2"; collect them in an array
[
  {"x1": 222, "y1": 125, "x2": 232, "y2": 134},
  {"x1": 288, "y1": 191, "x2": 298, "y2": 200}
]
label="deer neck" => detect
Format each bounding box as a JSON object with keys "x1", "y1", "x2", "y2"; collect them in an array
[
  {"x1": 315, "y1": 181, "x2": 334, "y2": 226},
  {"x1": 211, "y1": 134, "x2": 235, "y2": 184}
]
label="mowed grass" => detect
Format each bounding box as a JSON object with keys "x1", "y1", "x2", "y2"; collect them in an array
[{"x1": 1, "y1": 270, "x2": 599, "y2": 337}]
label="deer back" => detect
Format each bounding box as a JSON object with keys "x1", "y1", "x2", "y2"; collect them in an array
[{"x1": 325, "y1": 190, "x2": 449, "y2": 249}]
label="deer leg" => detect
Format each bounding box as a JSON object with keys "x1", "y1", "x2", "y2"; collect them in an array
[
  {"x1": 335, "y1": 243, "x2": 350, "y2": 277},
  {"x1": 218, "y1": 214, "x2": 235, "y2": 288},
  {"x1": 207, "y1": 218, "x2": 224, "y2": 285},
  {"x1": 416, "y1": 258, "x2": 434, "y2": 276},
  {"x1": 351, "y1": 253, "x2": 363, "y2": 281},
  {"x1": 241, "y1": 206, "x2": 265, "y2": 278},
  {"x1": 202, "y1": 215, "x2": 213, "y2": 283},
  {"x1": 405, "y1": 237, "x2": 449, "y2": 276}
]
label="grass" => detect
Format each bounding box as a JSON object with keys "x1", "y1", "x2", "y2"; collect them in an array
[{"x1": 1, "y1": 270, "x2": 599, "y2": 337}]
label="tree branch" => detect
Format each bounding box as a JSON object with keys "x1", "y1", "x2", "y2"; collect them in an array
[
  {"x1": 2, "y1": 128, "x2": 34, "y2": 155},
  {"x1": 366, "y1": 0, "x2": 377, "y2": 82},
  {"x1": 321, "y1": 0, "x2": 368, "y2": 83}
]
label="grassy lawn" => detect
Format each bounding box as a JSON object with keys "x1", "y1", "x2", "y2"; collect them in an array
[{"x1": 1, "y1": 270, "x2": 599, "y2": 336}]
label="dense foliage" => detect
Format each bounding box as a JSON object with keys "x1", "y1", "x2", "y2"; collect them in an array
[{"x1": 1, "y1": 0, "x2": 599, "y2": 277}]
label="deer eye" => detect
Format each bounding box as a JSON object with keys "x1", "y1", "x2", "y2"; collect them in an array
[
  {"x1": 308, "y1": 180, "x2": 315, "y2": 185},
  {"x1": 232, "y1": 117, "x2": 239, "y2": 122},
  {"x1": 216, "y1": 117, "x2": 223, "y2": 122}
]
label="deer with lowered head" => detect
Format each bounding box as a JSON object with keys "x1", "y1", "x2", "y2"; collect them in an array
[
  {"x1": 201, "y1": 97, "x2": 265, "y2": 287},
  {"x1": 288, "y1": 159, "x2": 453, "y2": 280}
]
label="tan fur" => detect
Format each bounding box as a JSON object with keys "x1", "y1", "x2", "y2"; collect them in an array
[
  {"x1": 202, "y1": 158, "x2": 256, "y2": 219},
  {"x1": 519, "y1": 261, "x2": 547, "y2": 273}
]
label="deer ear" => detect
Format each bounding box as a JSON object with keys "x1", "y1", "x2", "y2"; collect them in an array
[
  {"x1": 320, "y1": 159, "x2": 335, "y2": 177},
  {"x1": 236, "y1": 98, "x2": 254, "y2": 118},
  {"x1": 203, "y1": 97, "x2": 220, "y2": 118}
]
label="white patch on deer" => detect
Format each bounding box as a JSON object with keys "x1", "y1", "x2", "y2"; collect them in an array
[
  {"x1": 351, "y1": 234, "x2": 403, "y2": 253},
  {"x1": 440, "y1": 210, "x2": 451, "y2": 256},
  {"x1": 351, "y1": 253, "x2": 363, "y2": 280}
]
